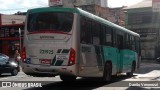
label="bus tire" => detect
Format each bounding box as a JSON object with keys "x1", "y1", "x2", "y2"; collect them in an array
[
  {"x1": 102, "y1": 63, "x2": 112, "y2": 82},
  {"x1": 60, "y1": 75, "x2": 76, "y2": 81},
  {"x1": 127, "y1": 62, "x2": 136, "y2": 76}
]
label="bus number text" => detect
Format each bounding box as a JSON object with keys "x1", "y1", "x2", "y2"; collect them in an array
[{"x1": 40, "y1": 49, "x2": 54, "y2": 54}]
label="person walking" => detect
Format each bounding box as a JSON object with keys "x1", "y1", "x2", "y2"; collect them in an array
[{"x1": 14, "y1": 50, "x2": 21, "y2": 66}]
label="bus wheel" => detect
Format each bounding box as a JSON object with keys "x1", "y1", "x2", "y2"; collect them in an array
[
  {"x1": 103, "y1": 63, "x2": 112, "y2": 82},
  {"x1": 127, "y1": 62, "x2": 136, "y2": 76},
  {"x1": 60, "y1": 75, "x2": 76, "y2": 81}
]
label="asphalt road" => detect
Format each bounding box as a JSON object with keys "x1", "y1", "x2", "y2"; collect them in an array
[{"x1": 0, "y1": 62, "x2": 160, "y2": 90}]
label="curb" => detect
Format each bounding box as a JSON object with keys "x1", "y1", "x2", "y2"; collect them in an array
[{"x1": 141, "y1": 60, "x2": 157, "y2": 63}]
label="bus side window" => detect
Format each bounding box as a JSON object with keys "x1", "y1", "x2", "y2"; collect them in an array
[
  {"x1": 80, "y1": 17, "x2": 92, "y2": 44},
  {"x1": 92, "y1": 22, "x2": 100, "y2": 45},
  {"x1": 124, "y1": 34, "x2": 127, "y2": 49},
  {"x1": 139, "y1": 39, "x2": 141, "y2": 56},
  {"x1": 135, "y1": 37, "x2": 141, "y2": 55},
  {"x1": 112, "y1": 29, "x2": 116, "y2": 47},
  {"x1": 117, "y1": 34, "x2": 124, "y2": 49},
  {"x1": 105, "y1": 26, "x2": 112, "y2": 46},
  {"x1": 126, "y1": 34, "x2": 131, "y2": 49},
  {"x1": 132, "y1": 37, "x2": 136, "y2": 51},
  {"x1": 100, "y1": 25, "x2": 106, "y2": 45}
]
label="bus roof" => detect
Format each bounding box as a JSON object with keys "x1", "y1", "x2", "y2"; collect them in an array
[
  {"x1": 27, "y1": 7, "x2": 140, "y2": 37},
  {"x1": 76, "y1": 8, "x2": 140, "y2": 37},
  {"x1": 27, "y1": 7, "x2": 79, "y2": 14}
]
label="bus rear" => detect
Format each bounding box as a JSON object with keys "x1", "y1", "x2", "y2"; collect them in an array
[{"x1": 22, "y1": 7, "x2": 78, "y2": 80}]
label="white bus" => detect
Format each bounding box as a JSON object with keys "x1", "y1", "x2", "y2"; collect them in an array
[{"x1": 22, "y1": 7, "x2": 141, "y2": 81}]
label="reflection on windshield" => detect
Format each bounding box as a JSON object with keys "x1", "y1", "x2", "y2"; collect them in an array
[
  {"x1": 27, "y1": 12, "x2": 73, "y2": 33},
  {"x1": 0, "y1": 56, "x2": 7, "y2": 62}
]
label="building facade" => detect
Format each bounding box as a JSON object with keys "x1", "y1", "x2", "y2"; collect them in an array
[
  {"x1": 49, "y1": 0, "x2": 125, "y2": 26},
  {"x1": 125, "y1": 0, "x2": 160, "y2": 60},
  {"x1": 0, "y1": 14, "x2": 25, "y2": 57}
]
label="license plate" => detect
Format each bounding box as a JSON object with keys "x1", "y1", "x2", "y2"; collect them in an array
[
  {"x1": 56, "y1": 55, "x2": 68, "y2": 61},
  {"x1": 40, "y1": 59, "x2": 51, "y2": 64}
]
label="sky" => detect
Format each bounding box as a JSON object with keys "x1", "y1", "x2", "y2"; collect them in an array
[{"x1": 0, "y1": 0, "x2": 143, "y2": 14}]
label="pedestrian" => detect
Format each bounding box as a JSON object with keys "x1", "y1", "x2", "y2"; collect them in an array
[{"x1": 14, "y1": 50, "x2": 21, "y2": 66}]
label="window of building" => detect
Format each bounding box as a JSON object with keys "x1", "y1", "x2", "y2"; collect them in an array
[
  {"x1": 128, "y1": 12, "x2": 152, "y2": 25},
  {"x1": 0, "y1": 26, "x2": 24, "y2": 38},
  {"x1": 0, "y1": 29, "x2": 5, "y2": 38}
]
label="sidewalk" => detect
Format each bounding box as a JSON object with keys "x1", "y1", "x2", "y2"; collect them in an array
[{"x1": 141, "y1": 60, "x2": 157, "y2": 63}]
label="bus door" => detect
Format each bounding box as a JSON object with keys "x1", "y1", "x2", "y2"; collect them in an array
[
  {"x1": 79, "y1": 45, "x2": 103, "y2": 77},
  {"x1": 117, "y1": 35, "x2": 124, "y2": 73},
  {"x1": 78, "y1": 17, "x2": 103, "y2": 77}
]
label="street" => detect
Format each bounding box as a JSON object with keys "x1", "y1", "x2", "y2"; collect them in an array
[
  {"x1": 0, "y1": 62, "x2": 160, "y2": 90},
  {"x1": 0, "y1": 0, "x2": 159, "y2": 90}
]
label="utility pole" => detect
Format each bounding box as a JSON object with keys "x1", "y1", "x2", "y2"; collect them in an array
[{"x1": 19, "y1": 28, "x2": 21, "y2": 56}]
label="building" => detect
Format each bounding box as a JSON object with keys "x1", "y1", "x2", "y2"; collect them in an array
[
  {"x1": 62, "y1": 0, "x2": 106, "y2": 7},
  {"x1": 0, "y1": 14, "x2": 25, "y2": 57},
  {"x1": 49, "y1": 0, "x2": 125, "y2": 26},
  {"x1": 0, "y1": 0, "x2": 126, "y2": 58},
  {"x1": 125, "y1": 0, "x2": 160, "y2": 60}
]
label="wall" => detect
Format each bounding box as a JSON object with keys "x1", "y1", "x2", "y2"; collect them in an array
[
  {"x1": 1, "y1": 15, "x2": 25, "y2": 25},
  {"x1": 62, "y1": 0, "x2": 107, "y2": 7},
  {"x1": 125, "y1": 7, "x2": 158, "y2": 59}
]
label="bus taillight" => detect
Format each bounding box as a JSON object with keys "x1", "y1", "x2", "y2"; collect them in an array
[
  {"x1": 68, "y1": 48, "x2": 76, "y2": 66},
  {"x1": 22, "y1": 47, "x2": 26, "y2": 62}
]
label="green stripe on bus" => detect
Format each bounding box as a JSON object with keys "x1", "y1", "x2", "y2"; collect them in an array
[
  {"x1": 55, "y1": 60, "x2": 64, "y2": 66},
  {"x1": 51, "y1": 56, "x2": 56, "y2": 65},
  {"x1": 95, "y1": 45, "x2": 104, "y2": 71},
  {"x1": 61, "y1": 49, "x2": 70, "y2": 54},
  {"x1": 57, "y1": 49, "x2": 62, "y2": 53}
]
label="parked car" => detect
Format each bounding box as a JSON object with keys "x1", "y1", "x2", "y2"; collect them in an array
[{"x1": 0, "y1": 53, "x2": 19, "y2": 76}]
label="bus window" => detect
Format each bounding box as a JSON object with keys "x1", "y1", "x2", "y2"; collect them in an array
[
  {"x1": 100, "y1": 25, "x2": 106, "y2": 45},
  {"x1": 117, "y1": 35, "x2": 124, "y2": 49},
  {"x1": 131, "y1": 36, "x2": 136, "y2": 51},
  {"x1": 80, "y1": 17, "x2": 92, "y2": 44},
  {"x1": 126, "y1": 34, "x2": 131, "y2": 49},
  {"x1": 112, "y1": 29, "x2": 117, "y2": 47},
  {"x1": 105, "y1": 27, "x2": 112, "y2": 46},
  {"x1": 136, "y1": 37, "x2": 141, "y2": 55},
  {"x1": 92, "y1": 22, "x2": 100, "y2": 45},
  {"x1": 27, "y1": 12, "x2": 73, "y2": 32}
]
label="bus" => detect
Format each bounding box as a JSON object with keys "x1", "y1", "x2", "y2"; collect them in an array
[{"x1": 21, "y1": 7, "x2": 141, "y2": 82}]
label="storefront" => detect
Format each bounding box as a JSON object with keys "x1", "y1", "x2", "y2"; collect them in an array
[{"x1": 0, "y1": 24, "x2": 24, "y2": 57}]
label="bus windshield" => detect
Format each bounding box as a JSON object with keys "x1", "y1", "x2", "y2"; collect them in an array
[{"x1": 27, "y1": 12, "x2": 74, "y2": 33}]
